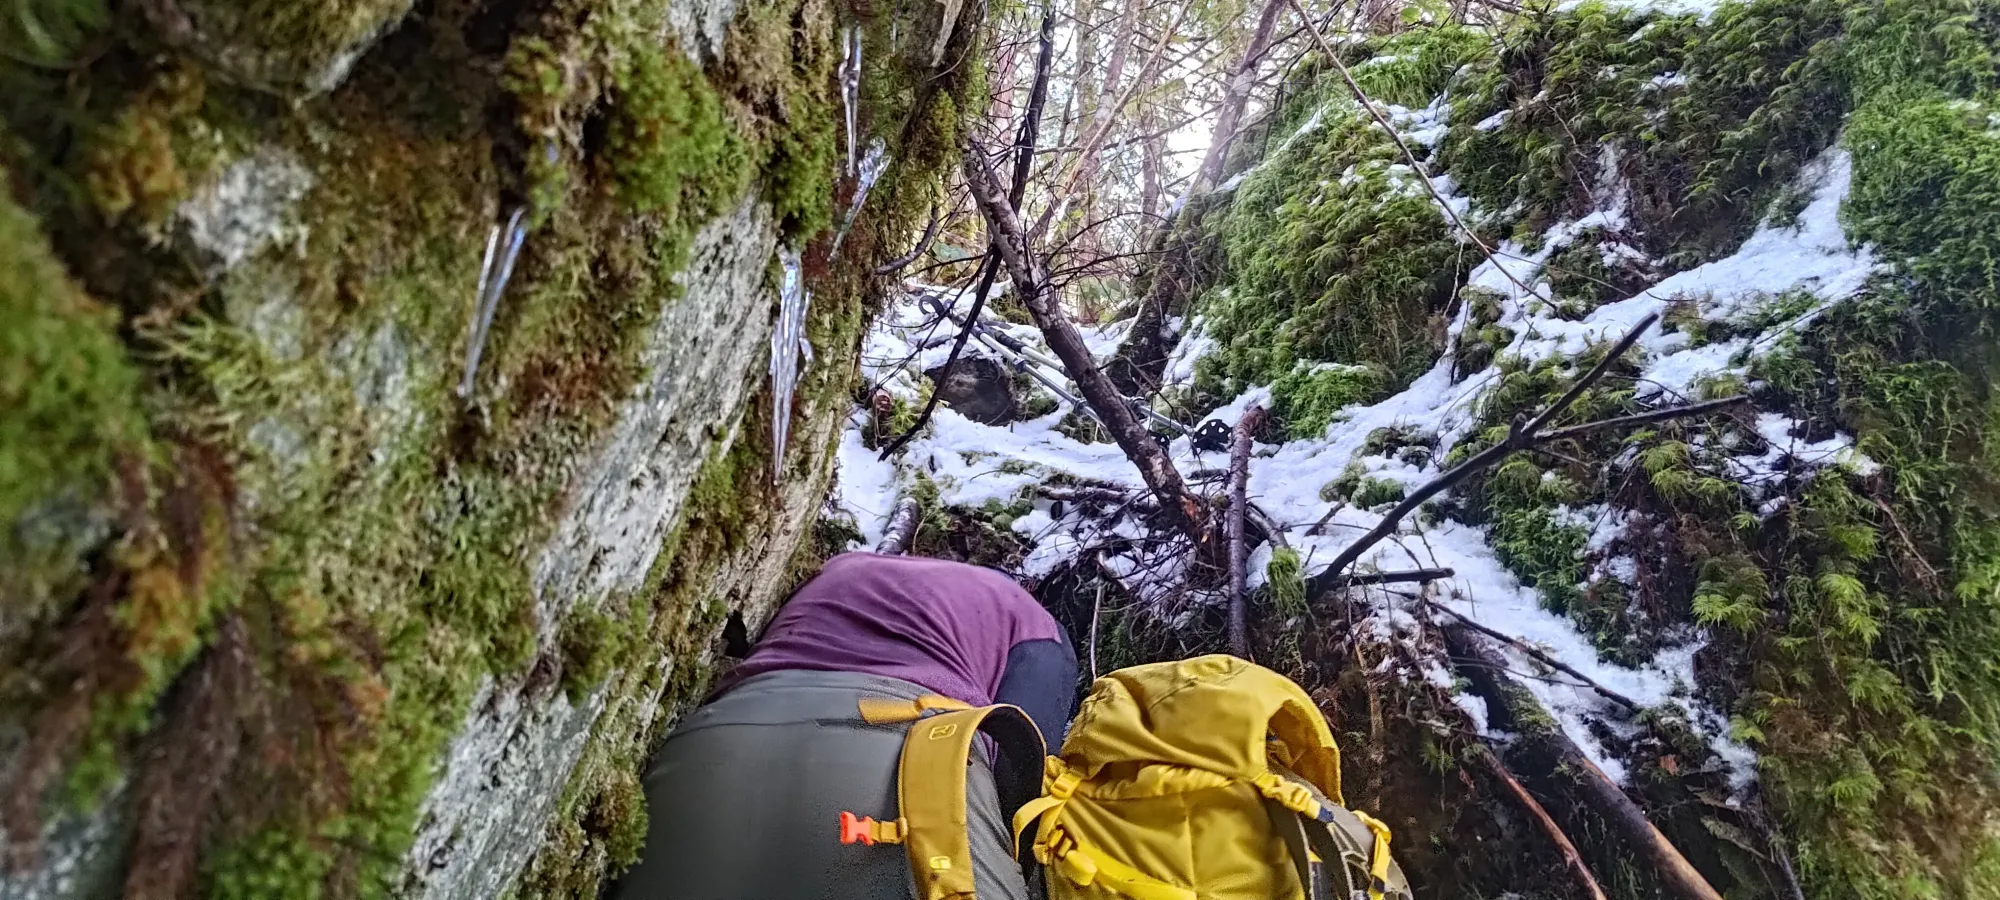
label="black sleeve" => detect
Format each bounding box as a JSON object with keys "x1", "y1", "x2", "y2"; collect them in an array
[{"x1": 994, "y1": 633, "x2": 1080, "y2": 748}]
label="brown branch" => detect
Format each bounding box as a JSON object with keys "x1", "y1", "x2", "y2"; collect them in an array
[
  {"x1": 1010, "y1": 2, "x2": 1058, "y2": 212},
  {"x1": 1308, "y1": 313, "x2": 1663, "y2": 592},
  {"x1": 874, "y1": 203, "x2": 946, "y2": 275},
  {"x1": 1226, "y1": 405, "x2": 1268, "y2": 657},
  {"x1": 963, "y1": 145, "x2": 1209, "y2": 543},
  {"x1": 1307, "y1": 500, "x2": 1347, "y2": 536},
  {"x1": 1472, "y1": 746, "x2": 1611, "y2": 900},
  {"x1": 1445, "y1": 623, "x2": 1727, "y2": 900},
  {"x1": 1426, "y1": 600, "x2": 1642, "y2": 712},
  {"x1": 876, "y1": 496, "x2": 923, "y2": 555},
  {"x1": 1318, "y1": 567, "x2": 1455, "y2": 588}
]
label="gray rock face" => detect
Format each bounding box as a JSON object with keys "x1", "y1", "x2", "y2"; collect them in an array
[
  {"x1": 399, "y1": 192, "x2": 784, "y2": 900},
  {"x1": 0, "y1": 168, "x2": 828, "y2": 900}
]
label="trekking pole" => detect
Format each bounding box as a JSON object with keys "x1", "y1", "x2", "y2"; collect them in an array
[{"x1": 920, "y1": 293, "x2": 1195, "y2": 437}]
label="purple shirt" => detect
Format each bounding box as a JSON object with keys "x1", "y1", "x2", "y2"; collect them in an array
[{"x1": 721, "y1": 552, "x2": 1064, "y2": 705}]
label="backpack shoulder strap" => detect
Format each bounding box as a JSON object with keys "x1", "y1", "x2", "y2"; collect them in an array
[{"x1": 893, "y1": 703, "x2": 1044, "y2": 900}]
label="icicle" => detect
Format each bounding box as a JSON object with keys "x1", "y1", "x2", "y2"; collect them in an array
[
  {"x1": 840, "y1": 27, "x2": 863, "y2": 177},
  {"x1": 769, "y1": 247, "x2": 812, "y2": 478},
  {"x1": 828, "y1": 138, "x2": 891, "y2": 258},
  {"x1": 458, "y1": 205, "x2": 528, "y2": 398}
]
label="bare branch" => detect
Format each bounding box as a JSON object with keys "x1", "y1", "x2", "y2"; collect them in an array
[
  {"x1": 1227, "y1": 405, "x2": 1268, "y2": 657},
  {"x1": 962, "y1": 145, "x2": 1210, "y2": 542},
  {"x1": 874, "y1": 203, "x2": 946, "y2": 276},
  {"x1": 1538, "y1": 394, "x2": 1750, "y2": 442},
  {"x1": 878, "y1": 257, "x2": 1001, "y2": 459},
  {"x1": 1472, "y1": 746, "x2": 1611, "y2": 900},
  {"x1": 1445, "y1": 623, "x2": 1727, "y2": 900},
  {"x1": 1426, "y1": 600, "x2": 1642, "y2": 712},
  {"x1": 1308, "y1": 313, "x2": 1670, "y2": 590},
  {"x1": 876, "y1": 497, "x2": 923, "y2": 555}
]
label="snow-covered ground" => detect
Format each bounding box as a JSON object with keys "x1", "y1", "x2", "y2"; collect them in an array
[{"x1": 831, "y1": 89, "x2": 1878, "y2": 795}]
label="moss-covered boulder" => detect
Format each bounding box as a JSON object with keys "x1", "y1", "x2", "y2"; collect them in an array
[{"x1": 0, "y1": 0, "x2": 982, "y2": 897}]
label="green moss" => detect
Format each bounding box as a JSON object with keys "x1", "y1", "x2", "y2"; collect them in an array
[
  {"x1": 170, "y1": 0, "x2": 416, "y2": 93},
  {"x1": 1266, "y1": 547, "x2": 1308, "y2": 619},
  {"x1": 1350, "y1": 24, "x2": 1493, "y2": 109},
  {"x1": 1270, "y1": 364, "x2": 1390, "y2": 440},
  {"x1": 0, "y1": 0, "x2": 107, "y2": 67},
  {"x1": 1351, "y1": 478, "x2": 1407, "y2": 510},
  {"x1": 0, "y1": 183, "x2": 145, "y2": 597},
  {"x1": 1205, "y1": 94, "x2": 1458, "y2": 395},
  {"x1": 606, "y1": 47, "x2": 750, "y2": 230}
]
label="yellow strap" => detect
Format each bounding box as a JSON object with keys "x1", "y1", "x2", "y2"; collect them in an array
[
  {"x1": 1013, "y1": 759, "x2": 1194, "y2": 900},
  {"x1": 896, "y1": 704, "x2": 1040, "y2": 900},
  {"x1": 1036, "y1": 828, "x2": 1197, "y2": 900},
  {"x1": 1253, "y1": 772, "x2": 1325, "y2": 820},
  {"x1": 860, "y1": 693, "x2": 972, "y2": 724},
  {"x1": 1353, "y1": 811, "x2": 1394, "y2": 900}
]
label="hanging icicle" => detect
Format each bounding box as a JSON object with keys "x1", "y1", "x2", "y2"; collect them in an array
[
  {"x1": 828, "y1": 138, "x2": 891, "y2": 259},
  {"x1": 458, "y1": 205, "x2": 529, "y2": 398},
  {"x1": 840, "y1": 26, "x2": 863, "y2": 177},
  {"x1": 769, "y1": 247, "x2": 812, "y2": 478}
]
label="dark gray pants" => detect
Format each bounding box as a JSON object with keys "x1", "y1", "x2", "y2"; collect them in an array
[{"x1": 610, "y1": 670, "x2": 1031, "y2": 900}]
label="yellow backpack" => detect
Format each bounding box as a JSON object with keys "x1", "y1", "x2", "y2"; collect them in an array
[{"x1": 849, "y1": 655, "x2": 1411, "y2": 900}]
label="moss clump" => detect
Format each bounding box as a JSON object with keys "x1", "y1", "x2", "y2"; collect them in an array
[
  {"x1": 1438, "y1": 0, "x2": 1849, "y2": 264},
  {"x1": 605, "y1": 47, "x2": 750, "y2": 229},
  {"x1": 0, "y1": 187, "x2": 147, "y2": 630},
  {"x1": 1349, "y1": 24, "x2": 1493, "y2": 109},
  {"x1": 1270, "y1": 364, "x2": 1389, "y2": 440},
  {"x1": 1265, "y1": 547, "x2": 1308, "y2": 619},
  {"x1": 1350, "y1": 478, "x2": 1408, "y2": 511},
  {"x1": 1202, "y1": 90, "x2": 1459, "y2": 396}
]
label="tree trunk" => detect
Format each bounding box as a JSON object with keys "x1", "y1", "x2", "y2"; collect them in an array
[
  {"x1": 962, "y1": 148, "x2": 1210, "y2": 543},
  {"x1": 1105, "y1": 0, "x2": 1285, "y2": 397},
  {"x1": 1443, "y1": 624, "x2": 1728, "y2": 900}
]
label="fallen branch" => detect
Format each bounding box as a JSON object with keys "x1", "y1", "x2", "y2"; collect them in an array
[
  {"x1": 1472, "y1": 745, "x2": 1611, "y2": 900},
  {"x1": 1538, "y1": 395, "x2": 1750, "y2": 442},
  {"x1": 1306, "y1": 500, "x2": 1347, "y2": 536},
  {"x1": 1309, "y1": 567, "x2": 1455, "y2": 592},
  {"x1": 1308, "y1": 313, "x2": 1732, "y2": 592},
  {"x1": 963, "y1": 145, "x2": 1210, "y2": 543},
  {"x1": 1227, "y1": 405, "x2": 1268, "y2": 657},
  {"x1": 876, "y1": 496, "x2": 923, "y2": 555},
  {"x1": 1444, "y1": 623, "x2": 1727, "y2": 900},
  {"x1": 1374, "y1": 635, "x2": 1610, "y2": 900},
  {"x1": 1426, "y1": 601, "x2": 1642, "y2": 712}
]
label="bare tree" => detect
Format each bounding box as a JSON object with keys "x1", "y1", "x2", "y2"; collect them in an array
[{"x1": 963, "y1": 146, "x2": 1211, "y2": 543}]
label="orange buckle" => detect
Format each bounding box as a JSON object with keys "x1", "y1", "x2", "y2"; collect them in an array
[{"x1": 839, "y1": 811, "x2": 905, "y2": 845}]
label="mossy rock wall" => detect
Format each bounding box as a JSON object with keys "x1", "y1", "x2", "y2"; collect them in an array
[
  {"x1": 1186, "y1": 2, "x2": 2000, "y2": 898},
  {"x1": 0, "y1": 0, "x2": 980, "y2": 897}
]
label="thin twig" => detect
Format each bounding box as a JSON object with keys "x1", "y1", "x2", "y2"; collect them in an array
[
  {"x1": 1537, "y1": 394, "x2": 1749, "y2": 442},
  {"x1": 874, "y1": 203, "x2": 946, "y2": 275},
  {"x1": 1425, "y1": 600, "x2": 1641, "y2": 712},
  {"x1": 1307, "y1": 313, "x2": 1664, "y2": 592},
  {"x1": 878, "y1": 257, "x2": 1000, "y2": 459}
]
